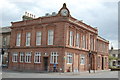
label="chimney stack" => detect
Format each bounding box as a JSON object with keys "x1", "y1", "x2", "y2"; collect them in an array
[{"x1": 22, "y1": 12, "x2": 36, "y2": 21}]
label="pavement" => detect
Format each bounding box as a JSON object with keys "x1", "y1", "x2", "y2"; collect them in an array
[{"x1": 1, "y1": 68, "x2": 119, "y2": 78}]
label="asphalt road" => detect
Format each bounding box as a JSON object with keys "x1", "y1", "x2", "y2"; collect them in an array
[{"x1": 1, "y1": 69, "x2": 119, "y2": 78}]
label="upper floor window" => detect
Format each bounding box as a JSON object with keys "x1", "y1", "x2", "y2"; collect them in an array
[
  {"x1": 76, "y1": 33, "x2": 80, "y2": 48},
  {"x1": 16, "y1": 33, "x2": 21, "y2": 46},
  {"x1": 3, "y1": 37, "x2": 7, "y2": 46},
  {"x1": 48, "y1": 30, "x2": 54, "y2": 45},
  {"x1": 90, "y1": 36, "x2": 94, "y2": 50},
  {"x1": 82, "y1": 34, "x2": 86, "y2": 49},
  {"x1": 118, "y1": 54, "x2": 120, "y2": 58},
  {"x1": 80, "y1": 54, "x2": 85, "y2": 65},
  {"x1": 20, "y1": 52, "x2": 24, "y2": 62},
  {"x1": 69, "y1": 31, "x2": 73, "y2": 47},
  {"x1": 50, "y1": 52, "x2": 58, "y2": 64},
  {"x1": 25, "y1": 52, "x2": 31, "y2": 63},
  {"x1": 34, "y1": 52, "x2": 41, "y2": 63},
  {"x1": 12, "y1": 52, "x2": 18, "y2": 62},
  {"x1": 112, "y1": 54, "x2": 116, "y2": 57},
  {"x1": 67, "y1": 53, "x2": 73, "y2": 64},
  {"x1": 26, "y1": 32, "x2": 31, "y2": 46},
  {"x1": 36, "y1": 32, "x2": 42, "y2": 45}
]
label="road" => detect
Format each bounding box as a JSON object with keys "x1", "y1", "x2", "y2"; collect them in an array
[{"x1": 2, "y1": 69, "x2": 119, "y2": 78}]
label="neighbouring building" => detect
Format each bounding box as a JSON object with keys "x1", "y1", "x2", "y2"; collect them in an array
[
  {"x1": 8, "y1": 3, "x2": 109, "y2": 72},
  {"x1": 109, "y1": 49, "x2": 120, "y2": 68},
  {"x1": 0, "y1": 27, "x2": 11, "y2": 67}
]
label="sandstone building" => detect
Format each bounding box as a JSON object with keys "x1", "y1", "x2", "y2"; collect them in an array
[{"x1": 8, "y1": 3, "x2": 109, "y2": 72}]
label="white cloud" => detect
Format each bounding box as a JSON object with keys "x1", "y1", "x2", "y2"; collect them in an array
[{"x1": 1, "y1": 0, "x2": 118, "y2": 49}]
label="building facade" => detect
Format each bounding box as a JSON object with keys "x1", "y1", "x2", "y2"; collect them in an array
[
  {"x1": 109, "y1": 49, "x2": 120, "y2": 68},
  {"x1": 0, "y1": 27, "x2": 11, "y2": 67},
  {"x1": 8, "y1": 3, "x2": 109, "y2": 72}
]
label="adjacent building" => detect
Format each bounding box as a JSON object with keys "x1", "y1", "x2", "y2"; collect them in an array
[
  {"x1": 0, "y1": 27, "x2": 11, "y2": 67},
  {"x1": 8, "y1": 3, "x2": 109, "y2": 72},
  {"x1": 109, "y1": 49, "x2": 120, "y2": 68}
]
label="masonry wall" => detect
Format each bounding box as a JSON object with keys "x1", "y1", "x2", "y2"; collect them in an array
[
  {"x1": 9, "y1": 48, "x2": 65, "y2": 72},
  {"x1": 9, "y1": 16, "x2": 109, "y2": 72}
]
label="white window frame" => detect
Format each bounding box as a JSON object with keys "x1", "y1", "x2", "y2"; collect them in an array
[
  {"x1": 69, "y1": 31, "x2": 73, "y2": 47},
  {"x1": 98, "y1": 56, "x2": 100, "y2": 67},
  {"x1": 26, "y1": 32, "x2": 31, "y2": 46},
  {"x1": 3, "y1": 37, "x2": 7, "y2": 46},
  {"x1": 90, "y1": 36, "x2": 94, "y2": 50},
  {"x1": 12, "y1": 52, "x2": 18, "y2": 62},
  {"x1": 80, "y1": 54, "x2": 85, "y2": 65},
  {"x1": 50, "y1": 52, "x2": 58, "y2": 64},
  {"x1": 76, "y1": 33, "x2": 80, "y2": 47},
  {"x1": 20, "y1": 52, "x2": 24, "y2": 63},
  {"x1": 34, "y1": 52, "x2": 41, "y2": 63},
  {"x1": 25, "y1": 52, "x2": 31, "y2": 63},
  {"x1": 67, "y1": 53, "x2": 73, "y2": 64},
  {"x1": 36, "y1": 32, "x2": 42, "y2": 45},
  {"x1": 82, "y1": 34, "x2": 86, "y2": 49},
  {"x1": 48, "y1": 30, "x2": 54, "y2": 45},
  {"x1": 16, "y1": 33, "x2": 21, "y2": 46}
]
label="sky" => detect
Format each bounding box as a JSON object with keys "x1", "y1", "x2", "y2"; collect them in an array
[{"x1": 0, "y1": 0, "x2": 119, "y2": 49}]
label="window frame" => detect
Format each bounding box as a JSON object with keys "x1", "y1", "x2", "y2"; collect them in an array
[
  {"x1": 25, "y1": 52, "x2": 31, "y2": 63},
  {"x1": 16, "y1": 33, "x2": 21, "y2": 46},
  {"x1": 20, "y1": 52, "x2": 24, "y2": 63},
  {"x1": 80, "y1": 54, "x2": 85, "y2": 65},
  {"x1": 26, "y1": 32, "x2": 31, "y2": 46},
  {"x1": 69, "y1": 31, "x2": 73, "y2": 47},
  {"x1": 34, "y1": 52, "x2": 41, "y2": 63},
  {"x1": 12, "y1": 52, "x2": 18, "y2": 62},
  {"x1": 76, "y1": 33, "x2": 80, "y2": 48},
  {"x1": 50, "y1": 52, "x2": 58, "y2": 64},
  {"x1": 3, "y1": 37, "x2": 7, "y2": 46},
  {"x1": 36, "y1": 32, "x2": 42, "y2": 46},
  {"x1": 48, "y1": 30, "x2": 54, "y2": 45},
  {"x1": 67, "y1": 53, "x2": 73, "y2": 64}
]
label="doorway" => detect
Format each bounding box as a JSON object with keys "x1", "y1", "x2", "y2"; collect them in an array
[
  {"x1": 102, "y1": 57, "x2": 104, "y2": 70},
  {"x1": 43, "y1": 57, "x2": 48, "y2": 71}
]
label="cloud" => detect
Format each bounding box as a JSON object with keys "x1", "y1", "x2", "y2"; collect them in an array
[{"x1": 1, "y1": 0, "x2": 118, "y2": 49}]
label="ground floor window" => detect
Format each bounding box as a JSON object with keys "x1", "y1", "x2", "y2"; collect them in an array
[
  {"x1": 34, "y1": 52, "x2": 41, "y2": 63},
  {"x1": 98, "y1": 56, "x2": 100, "y2": 67},
  {"x1": 67, "y1": 53, "x2": 73, "y2": 64},
  {"x1": 50, "y1": 52, "x2": 58, "y2": 64},
  {"x1": 12, "y1": 52, "x2": 18, "y2": 62},
  {"x1": 80, "y1": 54, "x2": 85, "y2": 65},
  {"x1": 20, "y1": 52, "x2": 24, "y2": 62},
  {"x1": 25, "y1": 52, "x2": 31, "y2": 63},
  {"x1": 118, "y1": 61, "x2": 120, "y2": 65},
  {"x1": 112, "y1": 61, "x2": 116, "y2": 66}
]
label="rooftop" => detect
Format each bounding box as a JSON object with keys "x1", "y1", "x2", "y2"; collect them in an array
[{"x1": 0, "y1": 26, "x2": 11, "y2": 34}]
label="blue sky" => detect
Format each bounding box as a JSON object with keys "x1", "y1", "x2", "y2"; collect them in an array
[{"x1": 0, "y1": 0, "x2": 119, "y2": 49}]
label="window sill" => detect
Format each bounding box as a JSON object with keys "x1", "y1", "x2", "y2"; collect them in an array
[
  {"x1": 26, "y1": 45, "x2": 31, "y2": 47},
  {"x1": 34, "y1": 62, "x2": 41, "y2": 63},
  {"x1": 80, "y1": 64, "x2": 85, "y2": 65},
  {"x1": 67, "y1": 63, "x2": 72, "y2": 64},
  {"x1": 12, "y1": 61, "x2": 18, "y2": 63},
  {"x1": 36, "y1": 45, "x2": 41, "y2": 46},
  {"x1": 50, "y1": 63, "x2": 58, "y2": 64},
  {"x1": 25, "y1": 62, "x2": 31, "y2": 63},
  {"x1": 20, "y1": 62, "x2": 24, "y2": 63},
  {"x1": 16, "y1": 45, "x2": 20, "y2": 47}
]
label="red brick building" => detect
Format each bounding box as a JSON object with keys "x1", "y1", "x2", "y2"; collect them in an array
[{"x1": 8, "y1": 3, "x2": 109, "y2": 72}]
